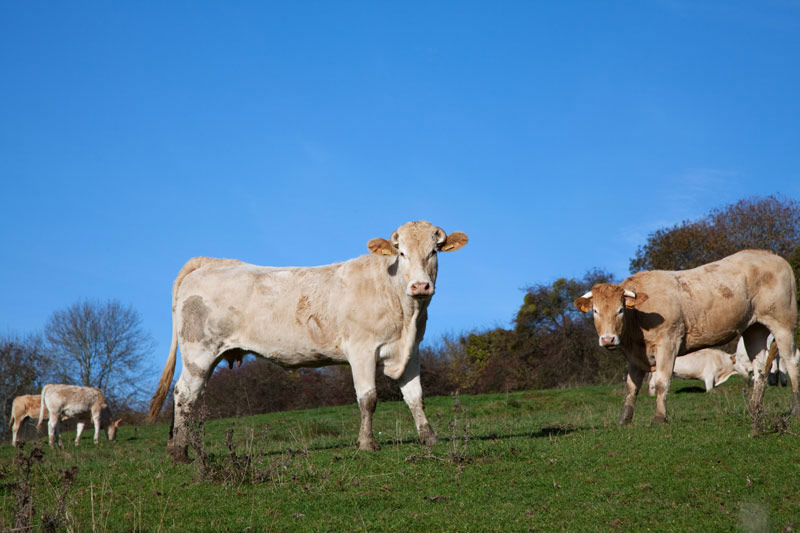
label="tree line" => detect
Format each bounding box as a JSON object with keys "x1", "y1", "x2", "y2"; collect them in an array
[{"x1": 5, "y1": 195, "x2": 800, "y2": 433}]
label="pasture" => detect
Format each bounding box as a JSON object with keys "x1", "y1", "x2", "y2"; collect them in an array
[{"x1": 1, "y1": 378, "x2": 798, "y2": 531}]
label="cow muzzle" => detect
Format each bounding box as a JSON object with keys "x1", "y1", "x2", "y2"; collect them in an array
[
  {"x1": 599, "y1": 334, "x2": 619, "y2": 348},
  {"x1": 408, "y1": 280, "x2": 434, "y2": 298}
]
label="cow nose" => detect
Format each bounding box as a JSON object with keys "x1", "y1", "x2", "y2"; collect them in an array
[
  {"x1": 600, "y1": 335, "x2": 617, "y2": 347},
  {"x1": 408, "y1": 281, "x2": 434, "y2": 296}
]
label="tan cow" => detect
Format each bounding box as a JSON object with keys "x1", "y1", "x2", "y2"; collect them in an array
[
  {"x1": 38, "y1": 384, "x2": 121, "y2": 447},
  {"x1": 9, "y1": 394, "x2": 47, "y2": 446},
  {"x1": 574, "y1": 250, "x2": 799, "y2": 425},
  {"x1": 148, "y1": 221, "x2": 468, "y2": 463},
  {"x1": 647, "y1": 348, "x2": 745, "y2": 395}
]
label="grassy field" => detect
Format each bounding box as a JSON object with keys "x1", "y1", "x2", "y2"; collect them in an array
[{"x1": 1, "y1": 377, "x2": 799, "y2": 532}]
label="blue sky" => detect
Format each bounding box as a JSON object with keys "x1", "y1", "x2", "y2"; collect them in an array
[{"x1": 1, "y1": 2, "x2": 799, "y2": 385}]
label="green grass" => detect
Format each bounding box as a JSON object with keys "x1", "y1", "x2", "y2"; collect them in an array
[{"x1": 2, "y1": 377, "x2": 799, "y2": 531}]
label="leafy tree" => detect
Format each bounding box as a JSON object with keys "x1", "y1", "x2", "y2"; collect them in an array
[
  {"x1": 515, "y1": 268, "x2": 621, "y2": 388},
  {"x1": 0, "y1": 332, "x2": 49, "y2": 438},
  {"x1": 630, "y1": 195, "x2": 800, "y2": 272},
  {"x1": 43, "y1": 300, "x2": 154, "y2": 407}
]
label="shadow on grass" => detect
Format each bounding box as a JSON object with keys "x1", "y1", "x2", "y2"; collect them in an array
[{"x1": 675, "y1": 386, "x2": 706, "y2": 394}]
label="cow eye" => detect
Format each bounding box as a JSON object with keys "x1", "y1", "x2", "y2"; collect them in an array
[
  {"x1": 617, "y1": 307, "x2": 623, "y2": 315},
  {"x1": 399, "y1": 251, "x2": 406, "y2": 258},
  {"x1": 429, "y1": 250, "x2": 437, "y2": 258},
  {"x1": 593, "y1": 308, "x2": 598, "y2": 315}
]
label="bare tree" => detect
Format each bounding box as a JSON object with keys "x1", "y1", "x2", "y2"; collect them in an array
[
  {"x1": 43, "y1": 300, "x2": 155, "y2": 408},
  {"x1": 0, "y1": 332, "x2": 49, "y2": 439}
]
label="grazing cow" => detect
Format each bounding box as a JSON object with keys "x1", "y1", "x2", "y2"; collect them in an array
[
  {"x1": 574, "y1": 250, "x2": 799, "y2": 425},
  {"x1": 647, "y1": 348, "x2": 745, "y2": 395},
  {"x1": 38, "y1": 384, "x2": 120, "y2": 447},
  {"x1": 148, "y1": 221, "x2": 468, "y2": 463},
  {"x1": 9, "y1": 394, "x2": 47, "y2": 447},
  {"x1": 735, "y1": 334, "x2": 793, "y2": 387}
]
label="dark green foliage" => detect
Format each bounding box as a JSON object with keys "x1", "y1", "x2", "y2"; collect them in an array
[{"x1": 630, "y1": 195, "x2": 800, "y2": 273}]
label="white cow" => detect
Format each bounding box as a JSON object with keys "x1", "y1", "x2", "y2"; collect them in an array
[
  {"x1": 735, "y1": 334, "x2": 792, "y2": 387},
  {"x1": 647, "y1": 348, "x2": 745, "y2": 395},
  {"x1": 38, "y1": 384, "x2": 120, "y2": 447},
  {"x1": 148, "y1": 221, "x2": 468, "y2": 463}
]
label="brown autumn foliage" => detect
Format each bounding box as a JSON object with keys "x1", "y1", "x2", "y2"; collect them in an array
[{"x1": 630, "y1": 195, "x2": 800, "y2": 272}]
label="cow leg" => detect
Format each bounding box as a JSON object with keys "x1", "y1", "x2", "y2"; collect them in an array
[
  {"x1": 769, "y1": 330, "x2": 800, "y2": 417},
  {"x1": 704, "y1": 374, "x2": 715, "y2": 393},
  {"x1": 48, "y1": 416, "x2": 62, "y2": 449},
  {"x1": 75, "y1": 422, "x2": 85, "y2": 446},
  {"x1": 397, "y1": 352, "x2": 437, "y2": 446},
  {"x1": 743, "y1": 326, "x2": 771, "y2": 414},
  {"x1": 351, "y1": 355, "x2": 379, "y2": 451},
  {"x1": 619, "y1": 364, "x2": 645, "y2": 425},
  {"x1": 11, "y1": 416, "x2": 22, "y2": 447},
  {"x1": 93, "y1": 412, "x2": 102, "y2": 444},
  {"x1": 652, "y1": 343, "x2": 679, "y2": 424},
  {"x1": 169, "y1": 367, "x2": 209, "y2": 463}
]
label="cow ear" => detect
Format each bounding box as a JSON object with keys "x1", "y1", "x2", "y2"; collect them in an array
[
  {"x1": 367, "y1": 238, "x2": 397, "y2": 256},
  {"x1": 114, "y1": 418, "x2": 122, "y2": 427},
  {"x1": 574, "y1": 296, "x2": 592, "y2": 313},
  {"x1": 439, "y1": 231, "x2": 468, "y2": 252},
  {"x1": 625, "y1": 292, "x2": 648, "y2": 308}
]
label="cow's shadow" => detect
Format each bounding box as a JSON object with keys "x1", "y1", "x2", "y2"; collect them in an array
[{"x1": 674, "y1": 386, "x2": 706, "y2": 394}]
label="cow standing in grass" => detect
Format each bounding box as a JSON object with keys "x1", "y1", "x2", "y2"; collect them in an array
[
  {"x1": 38, "y1": 384, "x2": 120, "y2": 447},
  {"x1": 148, "y1": 221, "x2": 468, "y2": 463},
  {"x1": 9, "y1": 394, "x2": 47, "y2": 446},
  {"x1": 574, "y1": 250, "x2": 799, "y2": 425}
]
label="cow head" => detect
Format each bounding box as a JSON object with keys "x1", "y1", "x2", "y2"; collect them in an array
[
  {"x1": 367, "y1": 221, "x2": 468, "y2": 299},
  {"x1": 574, "y1": 283, "x2": 648, "y2": 348},
  {"x1": 107, "y1": 418, "x2": 122, "y2": 441}
]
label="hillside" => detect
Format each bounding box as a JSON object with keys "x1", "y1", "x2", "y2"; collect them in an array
[{"x1": 1, "y1": 377, "x2": 798, "y2": 531}]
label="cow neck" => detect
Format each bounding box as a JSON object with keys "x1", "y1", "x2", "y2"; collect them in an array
[{"x1": 383, "y1": 254, "x2": 430, "y2": 341}]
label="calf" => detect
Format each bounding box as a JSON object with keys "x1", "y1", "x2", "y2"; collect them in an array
[
  {"x1": 647, "y1": 348, "x2": 744, "y2": 395},
  {"x1": 9, "y1": 394, "x2": 47, "y2": 446},
  {"x1": 575, "y1": 250, "x2": 799, "y2": 424},
  {"x1": 38, "y1": 384, "x2": 120, "y2": 447},
  {"x1": 148, "y1": 221, "x2": 468, "y2": 462}
]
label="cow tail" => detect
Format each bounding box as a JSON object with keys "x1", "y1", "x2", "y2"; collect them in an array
[
  {"x1": 147, "y1": 257, "x2": 209, "y2": 423},
  {"x1": 37, "y1": 386, "x2": 48, "y2": 431},
  {"x1": 763, "y1": 338, "x2": 779, "y2": 377}
]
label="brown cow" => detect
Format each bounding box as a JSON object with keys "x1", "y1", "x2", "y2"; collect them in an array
[
  {"x1": 9, "y1": 394, "x2": 47, "y2": 446},
  {"x1": 38, "y1": 384, "x2": 121, "y2": 447},
  {"x1": 148, "y1": 221, "x2": 468, "y2": 463},
  {"x1": 574, "y1": 250, "x2": 799, "y2": 424}
]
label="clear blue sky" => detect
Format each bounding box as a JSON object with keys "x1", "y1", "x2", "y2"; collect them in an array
[{"x1": 2, "y1": 2, "x2": 799, "y2": 386}]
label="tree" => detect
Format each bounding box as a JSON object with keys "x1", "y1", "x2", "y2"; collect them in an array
[
  {"x1": 514, "y1": 268, "x2": 622, "y2": 388},
  {"x1": 630, "y1": 195, "x2": 800, "y2": 272},
  {"x1": 0, "y1": 332, "x2": 49, "y2": 439},
  {"x1": 43, "y1": 300, "x2": 154, "y2": 407}
]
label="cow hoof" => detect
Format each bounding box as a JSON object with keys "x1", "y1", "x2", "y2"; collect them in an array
[
  {"x1": 168, "y1": 445, "x2": 192, "y2": 464},
  {"x1": 652, "y1": 414, "x2": 668, "y2": 425},
  {"x1": 617, "y1": 406, "x2": 634, "y2": 425},
  {"x1": 358, "y1": 439, "x2": 380, "y2": 451},
  {"x1": 419, "y1": 424, "x2": 438, "y2": 447}
]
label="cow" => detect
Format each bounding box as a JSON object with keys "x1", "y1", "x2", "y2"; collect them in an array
[
  {"x1": 574, "y1": 250, "x2": 799, "y2": 425},
  {"x1": 646, "y1": 348, "x2": 746, "y2": 395},
  {"x1": 735, "y1": 334, "x2": 793, "y2": 387},
  {"x1": 9, "y1": 394, "x2": 47, "y2": 447},
  {"x1": 38, "y1": 384, "x2": 121, "y2": 447},
  {"x1": 148, "y1": 221, "x2": 468, "y2": 463}
]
